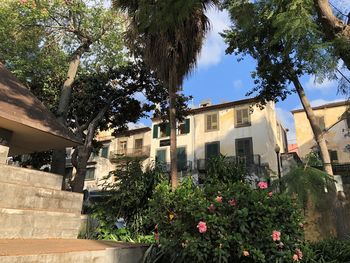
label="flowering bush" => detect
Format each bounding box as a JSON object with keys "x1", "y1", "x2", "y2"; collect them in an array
[{"x1": 147, "y1": 178, "x2": 305, "y2": 262}]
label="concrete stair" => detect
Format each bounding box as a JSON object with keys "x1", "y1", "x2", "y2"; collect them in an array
[{"x1": 0, "y1": 164, "x2": 83, "y2": 239}]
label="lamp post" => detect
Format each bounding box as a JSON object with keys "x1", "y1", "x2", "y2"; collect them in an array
[{"x1": 274, "y1": 144, "x2": 282, "y2": 192}]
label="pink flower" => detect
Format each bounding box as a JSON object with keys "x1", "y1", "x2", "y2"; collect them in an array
[
  {"x1": 258, "y1": 181, "x2": 268, "y2": 189},
  {"x1": 268, "y1": 192, "x2": 273, "y2": 197},
  {"x1": 243, "y1": 250, "x2": 250, "y2": 257},
  {"x1": 299, "y1": 223, "x2": 304, "y2": 229},
  {"x1": 292, "y1": 254, "x2": 299, "y2": 261},
  {"x1": 20, "y1": 0, "x2": 28, "y2": 4},
  {"x1": 208, "y1": 204, "x2": 216, "y2": 213},
  {"x1": 215, "y1": 196, "x2": 223, "y2": 203},
  {"x1": 295, "y1": 249, "x2": 303, "y2": 260},
  {"x1": 228, "y1": 199, "x2": 236, "y2": 206},
  {"x1": 197, "y1": 221, "x2": 207, "y2": 234},
  {"x1": 272, "y1": 230, "x2": 281, "y2": 241}
]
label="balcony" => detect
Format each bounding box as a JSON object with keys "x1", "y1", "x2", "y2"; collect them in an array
[
  {"x1": 197, "y1": 155, "x2": 261, "y2": 172},
  {"x1": 109, "y1": 146, "x2": 150, "y2": 161},
  {"x1": 157, "y1": 161, "x2": 193, "y2": 173}
]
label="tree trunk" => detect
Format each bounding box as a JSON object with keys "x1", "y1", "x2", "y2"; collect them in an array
[
  {"x1": 169, "y1": 68, "x2": 178, "y2": 191},
  {"x1": 51, "y1": 44, "x2": 89, "y2": 176},
  {"x1": 291, "y1": 75, "x2": 333, "y2": 175},
  {"x1": 70, "y1": 145, "x2": 90, "y2": 193},
  {"x1": 70, "y1": 101, "x2": 111, "y2": 193},
  {"x1": 314, "y1": 0, "x2": 350, "y2": 71}
]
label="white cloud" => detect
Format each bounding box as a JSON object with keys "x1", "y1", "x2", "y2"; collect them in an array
[
  {"x1": 276, "y1": 107, "x2": 296, "y2": 142},
  {"x1": 127, "y1": 122, "x2": 146, "y2": 129},
  {"x1": 233, "y1": 79, "x2": 244, "y2": 89},
  {"x1": 305, "y1": 76, "x2": 338, "y2": 91},
  {"x1": 197, "y1": 8, "x2": 230, "y2": 69}
]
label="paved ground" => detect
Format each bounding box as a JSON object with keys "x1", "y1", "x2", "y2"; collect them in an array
[{"x1": 0, "y1": 239, "x2": 146, "y2": 256}]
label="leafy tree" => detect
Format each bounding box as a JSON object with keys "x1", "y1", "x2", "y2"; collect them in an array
[
  {"x1": 1, "y1": 0, "x2": 127, "y2": 175},
  {"x1": 115, "y1": 0, "x2": 219, "y2": 190},
  {"x1": 68, "y1": 59, "x2": 170, "y2": 192},
  {"x1": 222, "y1": 0, "x2": 334, "y2": 174}
]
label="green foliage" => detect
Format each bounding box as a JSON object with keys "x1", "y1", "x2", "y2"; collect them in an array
[
  {"x1": 204, "y1": 155, "x2": 247, "y2": 185},
  {"x1": 221, "y1": 0, "x2": 339, "y2": 103},
  {"x1": 303, "y1": 239, "x2": 350, "y2": 263},
  {"x1": 146, "y1": 178, "x2": 304, "y2": 263},
  {"x1": 271, "y1": 166, "x2": 335, "y2": 210},
  {"x1": 91, "y1": 159, "x2": 167, "y2": 241}
]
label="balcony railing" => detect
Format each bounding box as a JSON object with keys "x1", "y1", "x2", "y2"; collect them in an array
[
  {"x1": 157, "y1": 161, "x2": 193, "y2": 173},
  {"x1": 110, "y1": 146, "x2": 150, "y2": 160},
  {"x1": 197, "y1": 155, "x2": 261, "y2": 172}
]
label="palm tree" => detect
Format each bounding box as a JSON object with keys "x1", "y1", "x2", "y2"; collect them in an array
[{"x1": 116, "y1": 1, "x2": 218, "y2": 190}]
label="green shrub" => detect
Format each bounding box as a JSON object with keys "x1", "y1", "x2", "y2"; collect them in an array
[
  {"x1": 304, "y1": 239, "x2": 350, "y2": 263},
  {"x1": 146, "y1": 178, "x2": 305, "y2": 263},
  {"x1": 91, "y1": 159, "x2": 166, "y2": 241}
]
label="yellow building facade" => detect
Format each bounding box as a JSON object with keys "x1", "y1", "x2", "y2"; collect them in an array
[{"x1": 292, "y1": 101, "x2": 350, "y2": 163}]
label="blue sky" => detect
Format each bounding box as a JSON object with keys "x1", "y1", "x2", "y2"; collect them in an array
[
  {"x1": 136, "y1": 2, "x2": 350, "y2": 144},
  {"x1": 182, "y1": 6, "x2": 349, "y2": 143}
]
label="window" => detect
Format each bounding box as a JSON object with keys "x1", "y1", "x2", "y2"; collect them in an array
[
  {"x1": 135, "y1": 138, "x2": 143, "y2": 149},
  {"x1": 235, "y1": 138, "x2": 253, "y2": 164},
  {"x1": 329, "y1": 150, "x2": 338, "y2": 163},
  {"x1": 118, "y1": 141, "x2": 127, "y2": 155},
  {"x1": 205, "y1": 113, "x2": 219, "y2": 131},
  {"x1": 85, "y1": 168, "x2": 95, "y2": 180},
  {"x1": 178, "y1": 119, "x2": 190, "y2": 135},
  {"x1": 316, "y1": 116, "x2": 325, "y2": 131},
  {"x1": 101, "y1": 145, "x2": 109, "y2": 158},
  {"x1": 277, "y1": 122, "x2": 281, "y2": 140},
  {"x1": 205, "y1": 142, "x2": 220, "y2": 160},
  {"x1": 177, "y1": 147, "x2": 187, "y2": 171},
  {"x1": 235, "y1": 107, "x2": 251, "y2": 127}
]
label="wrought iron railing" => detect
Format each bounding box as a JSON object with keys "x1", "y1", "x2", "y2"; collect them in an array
[
  {"x1": 110, "y1": 146, "x2": 150, "y2": 159},
  {"x1": 156, "y1": 161, "x2": 193, "y2": 172},
  {"x1": 197, "y1": 155, "x2": 261, "y2": 172}
]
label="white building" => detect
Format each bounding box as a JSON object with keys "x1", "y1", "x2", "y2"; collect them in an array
[
  {"x1": 150, "y1": 98, "x2": 287, "y2": 179},
  {"x1": 66, "y1": 127, "x2": 152, "y2": 191}
]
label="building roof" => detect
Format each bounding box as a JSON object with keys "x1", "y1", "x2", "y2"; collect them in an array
[
  {"x1": 113, "y1": 127, "x2": 151, "y2": 138},
  {"x1": 0, "y1": 63, "x2": 81, "y2": 155},
  {"x1": 291, "y1": 100, "x2": 349, "y2": 114},
  {"x1": 189, "y1": 98, "x2": 258, "y2": 115}
]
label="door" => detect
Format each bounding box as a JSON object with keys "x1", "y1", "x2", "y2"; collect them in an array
[
  {"x1": 205, "y1": 142, "x2": 220, "y2": 160},
  {"x1": 156, "y1": 149, "x2": 166, "y2": 164},
  {"x1": 177, "y1": 147, "x2": 187, "y2": 171},
  {"x1": 235, "y1": 137, "x2": 253, "y2": 164}
]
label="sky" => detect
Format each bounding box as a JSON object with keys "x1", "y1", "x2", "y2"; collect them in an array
[{"x1": 136, "y1": 2, "x2": 350, "y2": 144}]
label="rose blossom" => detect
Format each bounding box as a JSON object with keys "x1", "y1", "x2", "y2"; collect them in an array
[
  {"x1": 243, "y1": 250, "x2": 250, "y2": 257},
  {"x1": 215, "y1": 196, "x2": 223, "y2": 203},
  {"x1": 295, "y1": 249, "x2": 303, "y2": 260},
  {"x1": 292, "y1": 254, "x2": 299, "y2": 261},
  {"x1": 228, "y1": 199, "x2": 236, "y2": 206},
  {"x1": 258, "y1": 181, "x2": 268, "y2": 189},
  {"x1": 272, "y1": 230, "x2": 281, "y2": 241},
  {"x1": 208, "y1": 204, "x2": 216, "y2": 213},
  {"x1": 197, "y1": 221, "x2": 207, "y2": 233}
]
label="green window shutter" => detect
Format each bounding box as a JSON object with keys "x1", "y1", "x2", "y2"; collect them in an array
[
  {"x1": 184, "y1": 118, "x2": 190, "y2": 133},
  {"x1": 153, "y1": 125, "x2": 158, "y2": 138},
  {"x1": 166, "y1": 123, "x2": 170, "y2": 136}
]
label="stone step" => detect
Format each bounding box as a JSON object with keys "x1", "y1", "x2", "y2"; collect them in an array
[
  {"x1": 0, "y1": 239, "x2": 147, "y2": 263},
  {"x1": 0, "y1": 208, "x2": 82, "y2": 239},
  {"x1": 0, "y1": 181, "x2": 83, "y2": 213},
  {"x1": 0, "y1": 164, "x2": 62, "y2": 190}
]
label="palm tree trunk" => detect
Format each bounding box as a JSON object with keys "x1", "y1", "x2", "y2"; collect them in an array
[
  {"x1": 169, "y1": 67, "x2": 178, "y2": 191},
  {"x1": 291, "y1": 75, "x2": 333, "y2": 175}
]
